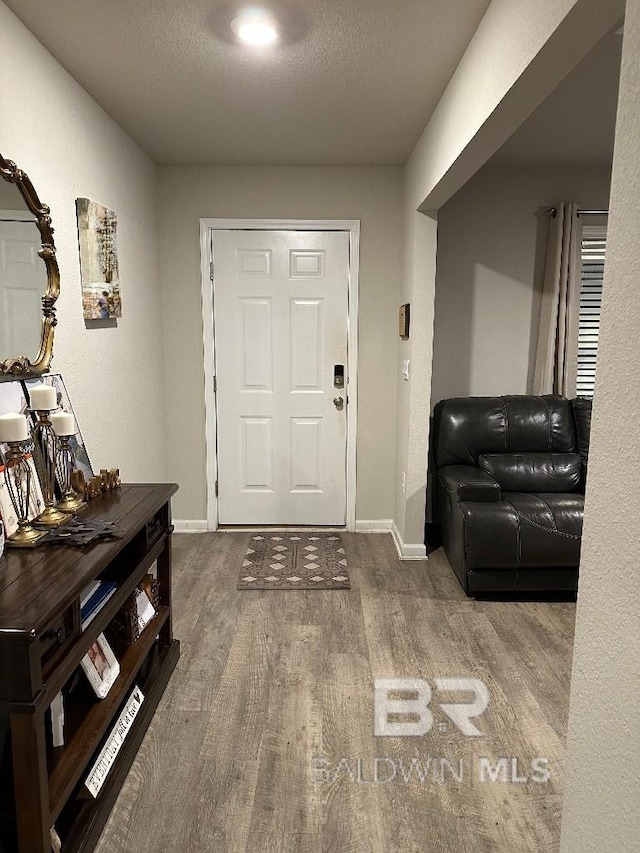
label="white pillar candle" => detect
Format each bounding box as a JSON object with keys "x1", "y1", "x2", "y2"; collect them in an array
[
  {"x1": 29, "y1": 384, "x2": 57, "y2": 410},
  {"x1": 50, "y1": 411, "x2": 76, "y2": 437},
  {"x1": 0, "y1": 413, "x2": 30, "y2": 443}
]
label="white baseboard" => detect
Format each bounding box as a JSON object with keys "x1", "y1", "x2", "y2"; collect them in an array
[
  {"x1": 218, "y1": 526, "x2": 345, "y2": 533},
  {"x1": 355, "y1": 519, "x2": 427, "y2": 560},
  {"x1": 173, "y1": 520, "x2": 209, "y2": 533},
  {"x1": 391, "y1": 520, "x2": 428, "y2": 560},
  {"x1": 173, "y1": 518, "x2": 425, "y2": 561},
  {"x1": 355, "y1": 519, "x2": 393, "y2": 532}
]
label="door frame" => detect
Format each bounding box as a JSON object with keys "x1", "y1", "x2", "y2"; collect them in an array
[{"x1": 199, "y1": 218, "x2": 360, "y2": 532}]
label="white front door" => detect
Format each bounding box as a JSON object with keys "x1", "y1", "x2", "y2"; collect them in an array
[{"x1": 212, "y1": 229, "x2": 350, "y2": 525}]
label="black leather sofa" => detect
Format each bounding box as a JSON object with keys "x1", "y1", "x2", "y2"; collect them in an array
[{"x1": 432, "y1": 395, "x2": 591, "y2": 596}]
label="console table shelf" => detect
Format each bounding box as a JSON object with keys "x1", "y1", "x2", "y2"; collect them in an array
[
  {"x1": 48, "y1": 606, "x2": 170, "y2": 820},
  {"x1": 0, "y1": 483, "x2": 180, "y2": 853}
]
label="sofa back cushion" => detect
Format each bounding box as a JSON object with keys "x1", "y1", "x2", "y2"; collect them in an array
[
  {"x1": 434, "y1": 395, "x2": 576, "y2": 467},
  {"x1": 478, "y1": 452, "x2": 582, "y2": 493}
]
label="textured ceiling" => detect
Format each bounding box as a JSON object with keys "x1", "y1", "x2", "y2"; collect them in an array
[
  {"x1": 4, "y1": 0, "x2": 492, "y2": 166},
  {"x1": 492, "y1": 32, "x2": 622, "y2": 166}
]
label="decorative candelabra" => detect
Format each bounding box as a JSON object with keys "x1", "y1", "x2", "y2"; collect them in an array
[
  {"x1": 0, "y1": 414, "x2": 48, "y2": 548},
  {"x1": 29, "y1": 384, "x2": 69, "y2": 528},
  {"x1": 51, "y1": 411, "x2": 86, "y2": 514}
]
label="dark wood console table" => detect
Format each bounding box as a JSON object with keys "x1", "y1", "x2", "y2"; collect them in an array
[{"x1": 0, "y1": 484, "x2": 180, "y2": 853}]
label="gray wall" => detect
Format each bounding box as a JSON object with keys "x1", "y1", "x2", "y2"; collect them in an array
[
  {"x1": 157, "y1": 166, "x2": 404, "y2": 522},
  {"x1": 560, "y1": 1, "x2": 640, "y2": 848},
  {"x1": 0, "y1": 2, "x2": 167, "y2": 483},
  {"x1": 431, "y1": 164, "x2": 612, "y2": 406}
]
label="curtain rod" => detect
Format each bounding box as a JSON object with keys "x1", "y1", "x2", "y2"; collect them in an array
[{"x1": 546, "y1": 207, "x2": 608, "y2": 217}]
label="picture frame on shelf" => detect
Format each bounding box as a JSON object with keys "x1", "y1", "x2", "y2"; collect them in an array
[
  {"x1": 81, "y1": 632, "x2": 120, "y2": 699},
  {"x1": 24, "y1": 374, "x2": 94, "y2": 482},
  {"x1": 0, "y1": 379, "x2": 29, "y2": 416},
  {"x1": 0, "y1": 453, "x2": 45, "y2": 538},
  {"x1": 0, "y1": 475, "x2": 17, "y2": 537},
  {"x1": 0, "y1": 379, "x2": 31, "y2": 460},
  {"x1": 50, "y1": 826, "x2": 62, "y2": 853}
]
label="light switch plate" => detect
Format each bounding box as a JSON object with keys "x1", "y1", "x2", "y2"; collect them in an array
[{"x1": 402, "y1": 359, "x2": 410, "y2": 381}]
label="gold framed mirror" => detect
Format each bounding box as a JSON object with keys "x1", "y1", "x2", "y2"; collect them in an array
[{"x1": 0, "y1": 154, "x2": 60, "y2": 376}]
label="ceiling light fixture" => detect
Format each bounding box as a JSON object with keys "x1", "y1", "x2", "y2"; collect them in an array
[{"x1": 231, "y1": 10, "x2": 279, "y2": 47}]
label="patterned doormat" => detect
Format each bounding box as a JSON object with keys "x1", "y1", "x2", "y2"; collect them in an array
[{"x1": 237, "y1": 534, "x2": 350, "y2": 590}]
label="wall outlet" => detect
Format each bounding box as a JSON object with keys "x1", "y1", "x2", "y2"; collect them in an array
[{"x1": 401, "y1": 471, "x2": 406, "y2": 494}]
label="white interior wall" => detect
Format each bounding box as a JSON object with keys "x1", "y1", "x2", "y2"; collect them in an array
[
  {"x1": 560, "y1": 2, "x2": 640, "y2": 850},
  {"x1": 393, "y1": 204, "x2": 437, "y2": 555},
  {"x1": 0, "y1": 2, "x2": 167, "y2": 482},
  {"x1": 431, "y1": 164, "x2": 612, "y2": 405},
  {"x1": 407, "y1": 0, "x2": 624, "y2": 212},
  {"x1": 157, "y1": 166, "x2": 403, "y2": 523},
  {"x1": 394, "y1": 0, "x2": 624, "y2": 549}
]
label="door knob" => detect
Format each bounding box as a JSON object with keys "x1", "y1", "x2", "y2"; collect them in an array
[{"x1": 333, "y1": 396, "x2": 344, "y2": 409}]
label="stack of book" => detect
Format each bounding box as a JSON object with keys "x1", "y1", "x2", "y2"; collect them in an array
[{"x1": 80, "y1": 579, "x2": 117, "y2": 630}]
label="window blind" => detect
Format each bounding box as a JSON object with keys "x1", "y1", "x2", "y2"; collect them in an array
[{"x1": 577, "y1": 237, "x2": 606, "y2": 397}]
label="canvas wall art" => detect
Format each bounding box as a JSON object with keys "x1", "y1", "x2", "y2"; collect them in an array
[{"x1": 76, "y1": 198, "x2": 122, "y2": 320}]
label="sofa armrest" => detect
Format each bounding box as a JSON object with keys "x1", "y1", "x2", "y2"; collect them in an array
[{"x1": 438, "y1": 465, "x2": 501, "y2": 502}]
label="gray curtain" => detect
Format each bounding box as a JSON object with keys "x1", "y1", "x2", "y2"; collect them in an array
[{"x1": 533, "y1": 202, "x2": 582, "y2": 397}]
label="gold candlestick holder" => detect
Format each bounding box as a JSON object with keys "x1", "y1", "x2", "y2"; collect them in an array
[
  {"x1": 55, "y1": 434, "x2": 86, "y2": 514},
  {"x1": 3, "y1": 441, "x2": 48, "y2": 547},
  {"x1": 31, "y1": 410, "x2": 70, "y2": 527}
]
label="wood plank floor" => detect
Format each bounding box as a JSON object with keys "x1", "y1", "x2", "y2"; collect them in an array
[{"x1": 94, "y1": 533, "x2": 575, "y2": 853}]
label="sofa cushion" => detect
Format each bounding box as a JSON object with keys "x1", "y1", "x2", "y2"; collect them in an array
[
  {"x1": 477, "y1": 452, "x2": 582, "y2": 493},
  {"x1": 507, "y1": 492, "x2": 583, "y2": 568},
  {"x1": 458, "y1": 493, "x2": 583, "y2": 570},
  {"x1": 434, "y1": 395, "x2": 576, "y2": 467}
]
